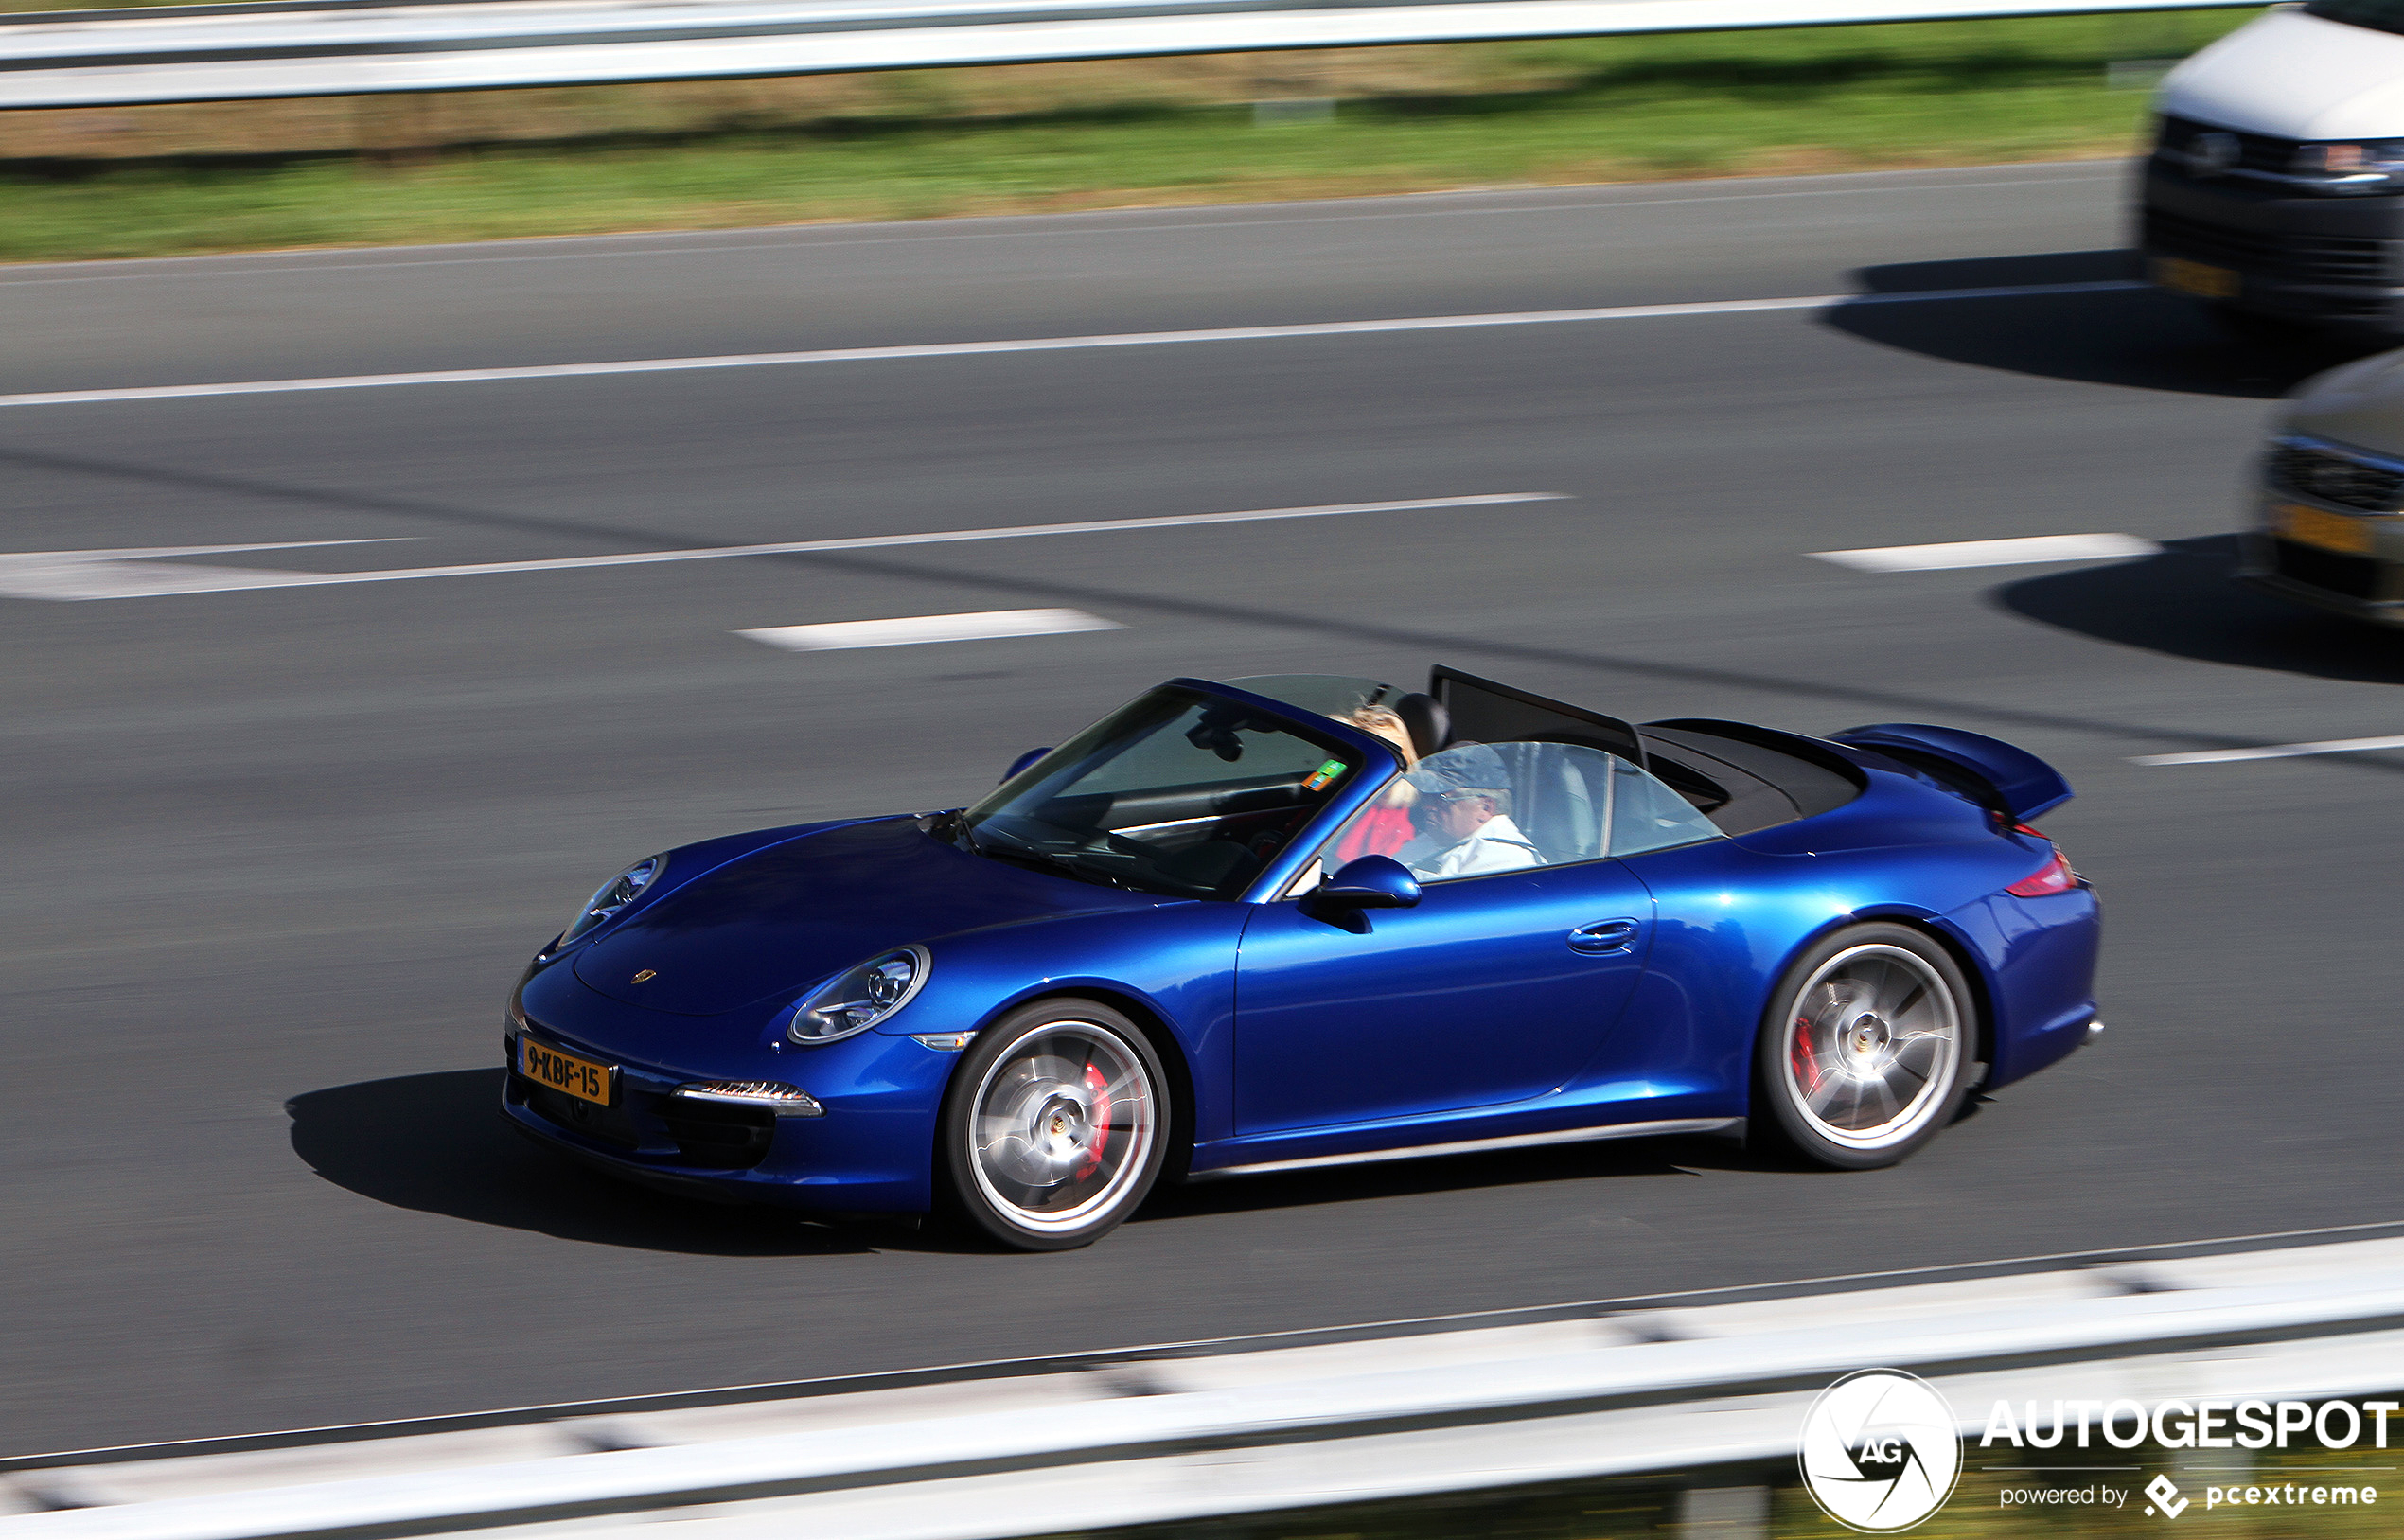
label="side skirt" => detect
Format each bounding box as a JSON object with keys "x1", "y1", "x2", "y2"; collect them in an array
[{"x1": 1186, "y1": 1117, "x2": 1745, "y2": 1183}]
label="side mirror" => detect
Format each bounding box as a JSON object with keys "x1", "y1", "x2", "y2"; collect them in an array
[
  {"x1": 1000, "y1": 748, "x2": 1052, "y2": 784},
  {"x1": 1311, "y1": 855, "x2": 1422, "y2": 911}
]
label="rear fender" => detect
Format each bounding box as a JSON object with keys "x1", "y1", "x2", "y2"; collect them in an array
[
  {"x1": 1847, "y1": 906, "x2": 2000, "y2": 1084},
  {"x1": 1830, "y1": 724, "x2": 2073, "y2": 823}
]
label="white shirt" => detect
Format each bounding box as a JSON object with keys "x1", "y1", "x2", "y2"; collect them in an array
[{"x1": 1401, "y1": 813, "x2": 1542, "y2": 881}]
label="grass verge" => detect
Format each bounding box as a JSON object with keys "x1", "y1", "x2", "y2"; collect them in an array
[
  {"x1": 1024, "y1": 1436, "x2": 2403, "y2": 1539},
  {"x1": 0, "y1": 10, "x2": 2256, "y2": 262}
]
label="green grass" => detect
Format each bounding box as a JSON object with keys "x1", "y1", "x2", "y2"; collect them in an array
[
  {"x1": 0, "y1": 10, "x2": 2259, "y2": 261},
  {"x1": 1017, "y1": 1439, "x2": 2403, "y2": 1540}
]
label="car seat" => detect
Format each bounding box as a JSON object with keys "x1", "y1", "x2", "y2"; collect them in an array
[
  {"x1": 1395, "y1": 693, "x2": 1450, "y2": 760},
  {"x1": 1488, "y1": 742, "x2": 1606, "y2": 865}
]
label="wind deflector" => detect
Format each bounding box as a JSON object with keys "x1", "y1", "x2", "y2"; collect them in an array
[
  {"x1": 1830, "y1": 723, "x2": 2074, "y2": 823},
  {"x1": 1429, "y1": 666, "x2": 1646, "y2": 768}
]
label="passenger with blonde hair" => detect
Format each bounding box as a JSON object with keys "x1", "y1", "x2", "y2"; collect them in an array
[{"x1": 1329, "y1": 705, "x2": 1421, "y2": 864}]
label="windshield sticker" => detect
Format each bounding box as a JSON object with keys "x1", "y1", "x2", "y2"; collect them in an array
[{"x1": 1303, "y1": 759, "x2": 1347, "y2": 792}]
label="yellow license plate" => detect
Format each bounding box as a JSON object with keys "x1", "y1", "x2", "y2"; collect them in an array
[
  {"x1": 521, "y1": 1038, "x2": 614, "y2": 1106},
  {"x1": 2153, "y1": 257, "x2": 2239, "y2": 300},
  {"x1": 2275, "y1": 502, "x2": 2377, "y2": 556}
]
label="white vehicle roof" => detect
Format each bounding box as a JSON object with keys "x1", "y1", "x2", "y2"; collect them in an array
[{"x1": 2161, "y1": 5, "x2": 2404, "y2": 139}]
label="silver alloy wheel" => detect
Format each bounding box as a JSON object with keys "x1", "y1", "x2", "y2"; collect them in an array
[
  {"x1": 966, "y1": 1017, "x2": 1158, "y2": 1236},
  {"x1": 1778, "y1": 943, "x2": 1961, "y2": 1151}
]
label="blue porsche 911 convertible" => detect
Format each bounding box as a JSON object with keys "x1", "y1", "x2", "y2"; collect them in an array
[{"x1": 504, "y1": 669, "x2": 2100, "y2": 1249}]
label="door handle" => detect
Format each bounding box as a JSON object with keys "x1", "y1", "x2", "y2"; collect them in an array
[{"x1": 1567, "y1": 919, "x2": 1640, "y2": 954}]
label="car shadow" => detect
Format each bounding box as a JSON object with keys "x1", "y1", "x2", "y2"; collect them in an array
[
  {"x1": 1994, "y1": 534, "x2": 2404, "y2": 686},
  {"x1": 1820, "y1": 250, "x2": 2377, "y2": 399},
  {"x1": 290, "y1": 1073, "x2": 1742, "y2": 1249},
  {"x1": 286, "y1": 1070, "x2": 954, "y2": 1255}
]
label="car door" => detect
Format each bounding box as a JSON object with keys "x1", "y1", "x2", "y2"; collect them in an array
[{"x1": 1231, "y1": 856, "x2": 1656, "y2": 1136}]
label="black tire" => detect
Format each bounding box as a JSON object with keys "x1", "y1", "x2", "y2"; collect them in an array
[
  {"x1": 938, "y1": 998, "x2": 1169, "y2": 1251},
  {"x1": 1751, "y1": 924, "x2": 1974, "y2": 1171}
]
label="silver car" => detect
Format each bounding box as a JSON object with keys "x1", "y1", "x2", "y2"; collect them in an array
[{"x1": 2250, "y1": 353, "x2": 2404, "y2": 623}]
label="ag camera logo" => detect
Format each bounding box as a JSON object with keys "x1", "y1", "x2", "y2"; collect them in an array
[{"x1": 1800, "y1": 1369, "x2": 1964, "y2": 1531}]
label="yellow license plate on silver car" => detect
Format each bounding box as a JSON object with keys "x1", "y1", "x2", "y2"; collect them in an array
[
  {"x1": 521, "y1": 1038, "x2": 614, "y2": 1106},
  {"x1": 2153, "y1": 257, "x2": 2239, "y2": 300},
  {"x1": 2275, "y1": 502, "x2": 2377, "y2": 556}
]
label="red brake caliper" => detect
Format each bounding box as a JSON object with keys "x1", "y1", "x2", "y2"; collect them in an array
[
  {"x1": 1076, "y1": 1061, "x2": 1113, "y2": 1180},
  {"x1": 1790, "y1": 1016, "x2": 1822, "y2": 1095}
]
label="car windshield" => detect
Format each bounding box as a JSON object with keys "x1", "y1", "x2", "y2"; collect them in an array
[{"x1": 959, "y1": 685, "x2": 1375, "y2": 899}]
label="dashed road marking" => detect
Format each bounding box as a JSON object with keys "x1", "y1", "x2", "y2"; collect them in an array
[
  {"x1": 740, "y1": 608, "x2": 1121, "y2": 651},
  {"x1": 2133, "y1": 734, "x2": 2404, "y2": 767},
  {"x1": 1811, "y1": 533, "x2": 2162, "y2": 573}
]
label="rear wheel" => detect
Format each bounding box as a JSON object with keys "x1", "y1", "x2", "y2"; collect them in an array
[
  {"x1": 940, "y1": 999, "x2": 1167, "y2": 1250},
  {"x1": 1754, "y1": 924, "x2": 1972, "y2": 1170}
]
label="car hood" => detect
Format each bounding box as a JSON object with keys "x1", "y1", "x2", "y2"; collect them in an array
[
  {"x1": 570, "y1": 816, "x2": 1157, "y2": 1016},
  {"x1": 2280, "y1": 348, "x2": 2404, "y2": 459},
  {"x1": 2159, "y1": 9, "x2": 2404, "y2": 141}
]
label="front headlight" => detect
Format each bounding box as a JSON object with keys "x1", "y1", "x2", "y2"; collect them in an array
[
  {"x1": 2295, "y1": 140, "x2": 2404, "y2": 193},
  {"x1": 559, "y1": 855, "x2": 664, "y2": 946},
  {"x1": 788, "y1": 945, "x2": 931, "y2": 1044}
]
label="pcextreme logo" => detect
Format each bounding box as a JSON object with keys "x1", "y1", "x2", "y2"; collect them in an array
[{"x1": 1799, "y1": 1370, "x2": 1964, "y2": 1532}]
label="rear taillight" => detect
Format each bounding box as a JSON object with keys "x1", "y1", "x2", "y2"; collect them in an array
[{"x1": 2005, "y1": 828, "x2": 2079, "y2": 897}]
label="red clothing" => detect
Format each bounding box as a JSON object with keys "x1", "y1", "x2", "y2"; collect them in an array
[{"x1": 1332, "y1": 805, "x2": 1414, "y2": 866}]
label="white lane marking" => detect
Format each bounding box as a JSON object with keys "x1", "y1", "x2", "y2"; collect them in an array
[
  {"x1": 1811, "y1": 532, "x2": 2162, "y2": 573},
  {"x1": 2133, "y1": 734, "x2": 2404, "y2": 767},
  {"x1": 0, "y1": 167, "x2": 2119, "y2": 286},
  {"x1": 0, "y1": 539, "x2": 404, "y2": 562},
  {"x1": 0, "y1": 494, "x2": 1555, "y2": 602},
  {"x1": 739, "y1": 608, "x2": 1121, "y2": 650},
  {"x1": 0, "y1": 539, "x2": 419, "y2": 600},
  {"x1": 0, "y1": 281, "x2": 2144, "y2": 408}
]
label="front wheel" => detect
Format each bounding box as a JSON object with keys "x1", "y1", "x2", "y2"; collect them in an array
[
  {"x1": 1753, "y1": 924, "x2": 1973, "y2": 1170},
  {"x1": 939, "y1": 999, "x2": 1168, "y2": 1250}
]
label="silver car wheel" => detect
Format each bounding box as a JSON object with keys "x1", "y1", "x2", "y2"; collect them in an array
[
  {"x1": 967, "y1": 1018, "x2": 1158, "y2": 1236},
  {"x1": 1778, "y1": 943, "x2": 1962, "y2": 1152}
]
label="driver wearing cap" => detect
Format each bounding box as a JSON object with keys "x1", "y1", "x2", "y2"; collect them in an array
[{"x1": 1395, "y1": 744, "x2": 1541, "y2": 880}]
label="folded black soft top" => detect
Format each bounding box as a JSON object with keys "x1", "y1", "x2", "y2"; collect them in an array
[{"x1": 1639, "y1": 719, "x2": 1867, "y2": 837}]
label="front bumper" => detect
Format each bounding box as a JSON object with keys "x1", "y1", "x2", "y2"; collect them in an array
[
  {"x1": 502, "y1": 1002, "x2": 959, "y2": 1215},
  {"x1": 2139, "y1": 161, "x2": 2404, "y2": 330},
  {"x1": 2239, "y1": 496, "x2": 2404, "y2": 628}
]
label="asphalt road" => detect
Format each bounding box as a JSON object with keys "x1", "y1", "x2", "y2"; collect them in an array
[{"x1": 6, "y1": 160, "x2": 2398, "y2": 1459}]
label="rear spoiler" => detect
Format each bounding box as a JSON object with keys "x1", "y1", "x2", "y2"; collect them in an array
[{"x1": 1829, "y1": 723, "x2": 2074, "y2": 823}]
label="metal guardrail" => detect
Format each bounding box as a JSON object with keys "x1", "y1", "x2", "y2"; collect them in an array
[
  {"x1": 0, "y1": 0, "x2": 2260, "y2": 110},
  {"x1": 3, "y1": 1233, "x2": 2399, "y2": 1540}
]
